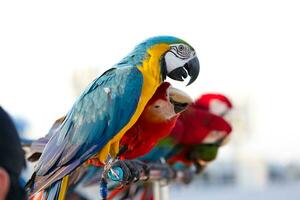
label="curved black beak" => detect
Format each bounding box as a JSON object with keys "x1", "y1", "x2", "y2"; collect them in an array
[
  {"x1": 185, "y1": 57, "x2": 200, "y2": 85},
  {"x1": 167, "y1": 57, "x2": 200, "y2": 86}
]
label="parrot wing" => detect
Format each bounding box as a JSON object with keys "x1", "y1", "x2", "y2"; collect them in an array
[
  {"x1": 30, "y1": 66, "x2": 143, "y2": 194},
  {"x1": 25, "y1": 116, "x2": 66, "y2": 162}
]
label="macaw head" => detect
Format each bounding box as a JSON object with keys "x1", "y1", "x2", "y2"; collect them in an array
[
  {"x1": 195, "y1": 93, "x2": 233, "y2": 117},
  {"x1": 142, "y1": 82, "x2": 193, "y2": 123},
  {"x1": 118, "y1": 36, "x2": 200, "y2": 86},
  {"x1": 195, "y1": 93, "x2": 233, "y2": 146}
]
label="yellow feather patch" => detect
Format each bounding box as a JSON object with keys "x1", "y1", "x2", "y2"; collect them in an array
[
  {"x1": 110, "y1": 140, "x2": 120, "y2": 158},
  {"x1": 98, "y1": 141, "x2": 111, "y2": 163}
]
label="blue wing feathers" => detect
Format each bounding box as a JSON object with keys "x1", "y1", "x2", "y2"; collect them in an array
[{"x1": 33, "y1": 66, "x2": 143, "y2": 191}]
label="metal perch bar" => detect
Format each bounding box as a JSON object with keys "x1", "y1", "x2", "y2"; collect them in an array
[{"x1": 107, "y1": 160, "x2": 194, "y2": 184}]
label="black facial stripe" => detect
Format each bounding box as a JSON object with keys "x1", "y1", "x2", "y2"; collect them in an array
[
  {"x1": 169, "y1": 49, "x2": 189, "y2": 60},
  {"x1": 171, "y1": 46, "x2": 191, "y2": 59}
]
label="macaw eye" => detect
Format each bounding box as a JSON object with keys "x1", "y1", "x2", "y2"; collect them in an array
[
  {"x1": 178, "y1": 45, "x2": 185, "y2": 51},
  {"x1": 154, "y1": 105, "x2": 160, "y2": 108},
  {"x1": 175, "y1": 44, "x2": 191, "y2": 59}
]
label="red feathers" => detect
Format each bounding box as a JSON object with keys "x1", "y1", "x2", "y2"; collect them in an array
[
  {"x1": 195, "y1": 93, "x2": 233, "y2": 112},
  {"x1": 119, "y1": 82, "x2": 179, "y2": 159}
]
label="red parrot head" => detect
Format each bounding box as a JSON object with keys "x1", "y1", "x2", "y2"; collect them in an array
[
  {"x1": 170, "y1": 93, "x2": 233, "y2": 145},
  {"x1": 195, "y1": 93, "x2": 233, "y2": 117},
  {"x1": 141, "y1": 82, "x2": 193, "y2": 123},
  {"x1": 194, "y1": 94, "x2": 233, "y2": 145}
]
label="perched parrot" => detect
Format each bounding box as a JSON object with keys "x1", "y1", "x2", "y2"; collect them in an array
[{"x1": 26, "y1": 36, "x2": 200, "y2": 200}]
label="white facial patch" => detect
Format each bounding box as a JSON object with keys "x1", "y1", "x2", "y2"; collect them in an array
[
  {"x1": 209, "y1": 99, "x2": 229, "y2": 116},
  {"x1": 164, "y1": 52, "x2": 187, "y2": 73},
  {"x1": 202, "y1": 131, "x2": 226, "y2": 144}
]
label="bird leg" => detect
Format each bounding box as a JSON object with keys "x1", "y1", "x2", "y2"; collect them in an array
[
  {"x1": 100, "y1": 157, "x2": 120, "y2": 200},
  {"x1": 107, "y1": 160, "x2": 150, "y2": 186}
]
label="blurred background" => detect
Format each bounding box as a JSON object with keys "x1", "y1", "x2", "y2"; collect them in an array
[{"x1": 1, "y1": 0, "x2": 300, "y2": 199}]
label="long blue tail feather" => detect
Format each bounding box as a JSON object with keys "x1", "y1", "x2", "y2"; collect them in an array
[{"x1": 45, "y1": 180, "x2": 62, "y2": 200}]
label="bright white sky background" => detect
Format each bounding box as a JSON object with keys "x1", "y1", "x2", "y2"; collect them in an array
[{"x1": 0, "y1": 0, "x2": 300, "y2": 163}]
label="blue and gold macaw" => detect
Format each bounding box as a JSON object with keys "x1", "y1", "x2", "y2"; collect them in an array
[{"x1": 26, "y1": 36, "x2": 200, "y2": 199}]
